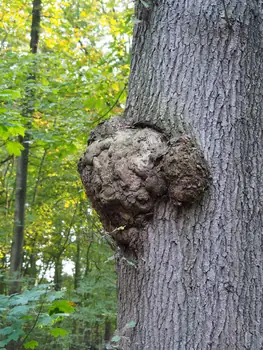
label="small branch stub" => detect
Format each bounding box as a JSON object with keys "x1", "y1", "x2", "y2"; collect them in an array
[{"x1": 78, "y1": 117, "x2": 210, "y2": 245}]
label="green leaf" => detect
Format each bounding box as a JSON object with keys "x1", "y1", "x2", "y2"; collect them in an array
[
  {"x1": 0, "y1": 339, "x2": 9, "y2": 347},
  {"x1": 9, "y1": 305, "x2": 31, "y2": 316},
  {"x1": 8, "y1": 294, "x2": 29, "y2": 306},
  {"x1": 8, "y1": 124, "x2": 25, "y2": 138},
  {"x1": 38, "y1": 315, "x2": 53, "y2": 326},
  {"x1": 0, "y1": 89, "x2": 21, "y2": 100},
  {"x1": 50, "y1": 328, "x2": 69, "y2": 338},
  {"x1": 0, "y1": 328, "x2": 24, "y2": 346},
  {"x1": 24, "y1": 340, "x2": 39, "y2": 349},
  {"x1": 111, "y1": 335, "x2": 120, "y2": 343},
  {"x1": 48, "y1": 300, "x2": 75, "y2": 315},
  {"x1": 46, "y1": 291, "x2": 64, "y2": 302},
  {"x1": 127, "y1": 320, "x2": 136, "y2": 328},
  {"x1": 0, "y1": 327, "x2": 13, "y2": 336},
  {"x1": 6, "y1": 141, "x2": 24, "y2": 156},
  {"x1": 27, "y1": 288, "x2": 48, "y2": 301}
]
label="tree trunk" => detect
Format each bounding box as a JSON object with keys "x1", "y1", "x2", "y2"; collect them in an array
[
  {"x1": 104, "y1": 317, "x2": 112, "y2": 344},
  {"x1": 54, "y1": 257, "x2": 63, "y2": 291},
  {"x1": 9, "y1": 136, "x2": 29, "y2": 293},
  {"x1": 79, "y1": 0, "x2": 263, "y2": 349},
  {"x1": 24, "y1": 252, "x2": 38, "y2": 287},
  {"x1": 0, "y1": 255, "x2": 7, "y2": 294},
  {"x1": 74, "y1": 232, "x2": 81, "y2": 290},
  {"x1": 9, "y1": 0, "x2": 41, "y2": 294}
]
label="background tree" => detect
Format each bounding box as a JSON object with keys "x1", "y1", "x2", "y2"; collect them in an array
[
  {"x1": 0, "y1": 0, "x2": 133, "y2": 348},
  {"x1": 79, "y1": 0, "x2": 263, "y2": 349},
  {"x1": 9, "y1": 0, "x2": 41, "y2": 294}
]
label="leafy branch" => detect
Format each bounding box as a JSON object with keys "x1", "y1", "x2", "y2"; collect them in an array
[
  {"x1": 17, "y1": 287, "x2": 48, "y2": 350},
  {"x1": 94, "y1": 82, "x2": 128, "y2": 125}
]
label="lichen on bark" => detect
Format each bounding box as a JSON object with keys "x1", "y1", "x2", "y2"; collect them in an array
[{"x1": 78, "y1": 117, "x2": 210, "y2": 245}]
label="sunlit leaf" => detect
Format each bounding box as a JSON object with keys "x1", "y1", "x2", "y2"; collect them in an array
[
  {"x1": 48, "y1": 300, "x2": 75, "y2": 315},
  {"x1": 0, "y1": 90, "x2": 21, "y2": 100},
  {"x1": 24, "y1": 340, "x2": 39, "y2": 349},
  {"x1": 50, "y1": 328, "x2": 69, "y2": 338},
  {"x1": 6, "y1": 141, "x2": 24, "y2": 156}
]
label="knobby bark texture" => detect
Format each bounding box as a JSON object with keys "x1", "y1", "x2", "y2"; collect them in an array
[
  {"x1": 10, "y1": 0, "x2": 41, "y2": 294},
  {"x1": 79, "y1": 0, "x2": 263, "y2": 349}
]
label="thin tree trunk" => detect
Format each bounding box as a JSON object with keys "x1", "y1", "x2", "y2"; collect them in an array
[
  {"x1": 0, "y1": 255, "x2": 7, "y2": 294},
  {"x1": 54, "y1": 257, "x2": 63, "y2": 291},
  {"x1": 9, "y1": 0, "x2": 41, "y2": 294},
  {"x1": 10, "y1": 135, "x2": 29, "y2": 290},
  {"x1": 70, "y1": 233, "x2": 81, "y2": 350},
  {"x1": 24, "y1": 253, "x2": 38, "y2": 287},
  {"x1": 74, "y1": 232, "x2": 81, "y2": 290},
  {"x1": 32, "y1": 148, "x2": 47, "y2": 205},
  {"x1": 84, "y1": 242, "x2": 92, "y2": 278},
  {"x1": 104, "y1": 317, "x2": 112, "y2": 345},
  {"x1": 24, "y1": 148, "x2": 47, "y2": 283}
]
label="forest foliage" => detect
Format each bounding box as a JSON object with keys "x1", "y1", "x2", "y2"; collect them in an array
[{"x1": 0, "y1": 0, "x2": 133, "y2": 348}]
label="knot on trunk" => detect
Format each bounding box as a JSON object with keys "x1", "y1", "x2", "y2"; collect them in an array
[{"x1": 78, "y1": 118, "x2": 210, "y2": 242}]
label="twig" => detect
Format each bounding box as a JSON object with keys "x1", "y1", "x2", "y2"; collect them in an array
[
  {"x1": 18, "y1": 287, "x2": 49, "y2": 349},
  {"x1": 0, "y1": 155, "x2": 13, "y2": 165},
  {"x1": 31, "y1": 148, "x2": 47, "y2": 206},
  {"x1": 93, "y1": 83, "x2": 128, "y2": 125}
]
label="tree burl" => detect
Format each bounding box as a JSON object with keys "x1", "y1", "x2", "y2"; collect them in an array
[{"x1": 78, "y1": 117, "x2": 210, "y2": 247}]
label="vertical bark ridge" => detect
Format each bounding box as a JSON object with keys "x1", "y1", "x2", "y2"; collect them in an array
[{"x1": 118, "y1": 1, "x2": 263, "y2": 348}]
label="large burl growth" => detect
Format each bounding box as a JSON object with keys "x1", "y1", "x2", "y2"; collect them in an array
[{"x1": 78, "y1": 117, "x2": 210, "y2": 246}]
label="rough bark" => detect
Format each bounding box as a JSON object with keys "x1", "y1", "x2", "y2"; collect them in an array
[
  {"x1": 79, "y1": 0, "x2": 263, "y2": 349},
  {"x1": 9, "y1": 0, "x2": 41, "y2": 294}
]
